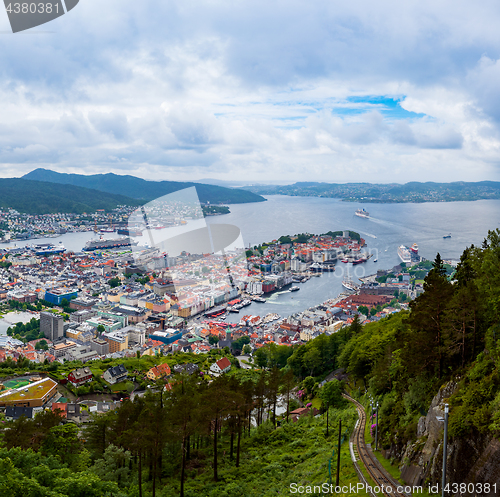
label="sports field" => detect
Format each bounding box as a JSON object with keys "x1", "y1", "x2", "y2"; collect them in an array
[{"x1": 3, "y1": 379, "x2": 30, "y2": 390}]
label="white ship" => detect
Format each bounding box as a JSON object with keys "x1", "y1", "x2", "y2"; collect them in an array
[
  {"x1": 398, "y1": 245, "x2": 412, "y2": 264},
  {"x1": 355, "y1": 208, "x2": 369, "y2": 218},
  {"x1": 342, "y1": 268, "x2": 359, "y2": 292}
]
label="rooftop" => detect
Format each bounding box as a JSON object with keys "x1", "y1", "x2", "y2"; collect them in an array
[{"x1": 0, "y1": 377, "x2": 57, "y2": 404}]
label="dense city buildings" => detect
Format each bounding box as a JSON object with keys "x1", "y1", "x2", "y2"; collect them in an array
[{"x1": 0, "y1": 226, "x2": 420, "y2": 393}]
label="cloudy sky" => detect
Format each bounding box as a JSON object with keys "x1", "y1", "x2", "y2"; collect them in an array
[{"x1": 1, "y1": 0, "x2": 500, "y2": 184}]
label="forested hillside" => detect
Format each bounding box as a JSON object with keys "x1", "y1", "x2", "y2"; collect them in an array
[
  {"x1": 338, "y1": 229, "x2": 500, "y2": 485},
  {"x1": 2, "y1": 229, "x2": 500, "y2": 494},
  {"x1": 0, "y1": 179, "x2": 141, "y2": 214},
  {"x1": 23, "y1": 169, "x2": 266, "y2": 205}
]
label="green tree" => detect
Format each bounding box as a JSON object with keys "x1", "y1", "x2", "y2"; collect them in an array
[
  {"x1": 254, "y1": 347, "x2": 268, "y2": 369},
  {"x1": 42, "y1": 424, "x2": 83, "y2": 469},
  {"x1": 303, "y1": 347, "x2": 321, "y2": 376},
  {"x1": 319, "y1": 379, "x2": 343, "y2": 409},
  {"x1": 357, "y1": 305, "x2": 369, "y2": 316},
  {"x1": 405, "y1": 253, "x2": 454, "y2": 379},
  {"x1": 108, "y1": 277, "x2": 120, "y2": 288}
]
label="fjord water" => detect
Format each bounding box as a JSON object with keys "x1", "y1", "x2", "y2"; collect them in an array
[
  {"x1": 204, "y1": 195, "x2": 500, "y2": 322},
  {"x1": 3, "y1": 196, "x2": 499, "y2": 326},
  {"x1": 207, "y1": 195, "x2": 499, "y2": 263}
]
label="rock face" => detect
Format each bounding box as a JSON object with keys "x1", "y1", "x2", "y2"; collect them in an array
[
  {"x1": 398, "y1": 381, "x2": 454, "y2": 486},
  {"x1": 397, "y1": 381, "x2": 500, "y2": 495}
]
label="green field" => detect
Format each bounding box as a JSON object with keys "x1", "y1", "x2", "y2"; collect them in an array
[{"x1": 3, "y1": 379, "x2": 30, "y2": 390}]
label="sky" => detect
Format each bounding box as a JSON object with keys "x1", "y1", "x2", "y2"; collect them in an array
[{"x1": 1, "y1": 0, "x2": 500, "y2": 184}]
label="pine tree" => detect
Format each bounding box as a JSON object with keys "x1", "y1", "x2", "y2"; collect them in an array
[{"x1": 406, "y1": 253, "x2": 454, "y2": 379}]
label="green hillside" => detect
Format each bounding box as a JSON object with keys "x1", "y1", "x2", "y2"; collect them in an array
[
  {"x1": 244, "y1": 180, "x2": 500, "y2": 202},
  {"x1": 23, "y1": 169, "x2": 266, "y2": 205},
  {"x1": 0, "y1": 178, "x2": 141, "y2": 214}
]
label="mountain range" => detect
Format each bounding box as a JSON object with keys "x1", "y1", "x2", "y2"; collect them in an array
[
  {"x1": 22, "y1": 169, "x2": 265, "y2": 205},
  {"x1": 0, "y1": 179, "x2": 141, "y2": 214}
]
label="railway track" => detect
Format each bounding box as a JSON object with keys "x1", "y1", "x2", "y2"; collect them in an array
[{"x1": 344, "y1": 394, "x2": 411, "y2": 497}]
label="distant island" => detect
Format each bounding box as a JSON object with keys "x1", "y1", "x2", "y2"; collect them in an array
[{"x1": 243, "y1": 180, "x2": 500, "y2": 203}]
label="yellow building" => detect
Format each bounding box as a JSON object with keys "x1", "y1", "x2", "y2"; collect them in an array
[
  {"x1": 102, "y1": 330, "x2": 129, "y2": 353},
  {"x1": 66, "y1": 329, "x2": 82, "y2": 341},
  {"x1": 0, "y1": 378, "x2": 58, "y2": 408}
]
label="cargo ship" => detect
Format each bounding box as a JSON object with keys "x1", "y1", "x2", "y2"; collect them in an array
[
  {"x1": 355, "y1": 208, "x2": 369, "y2": 218},
  {"x1": 83, "y1": 236, "x2": 138, "y2": 252}
]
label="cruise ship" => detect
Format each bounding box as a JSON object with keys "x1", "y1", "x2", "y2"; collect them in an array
[
  {"x1": 83, "y1": 236, "x2": 138, "y2": 252},
  {"x1": 355, "y1": 208, "x2": 369, "y2": 218},
  {"x1": 31, "y1": 242, "x2": 66, "y2": 256},
  {"x1": 397, "y1": 245, "x2": 412, "y2": 264}
]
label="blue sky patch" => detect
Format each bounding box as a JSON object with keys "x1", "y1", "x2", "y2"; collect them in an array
[{"x1": 341, "y1": 95, "x2": 426, "y2": 119}]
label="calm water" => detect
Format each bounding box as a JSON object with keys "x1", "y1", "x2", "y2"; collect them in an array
[
  {"x1": 205, "y1": 196, "x2": 500, "y2": 321},
  {"x1": 3, "y1": 196, "x2": 499, "y2": 322}
]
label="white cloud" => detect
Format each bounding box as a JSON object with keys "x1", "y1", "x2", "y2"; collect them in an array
[{"x1": 0, "y1": 0, "x2": 500, "y2": 182}]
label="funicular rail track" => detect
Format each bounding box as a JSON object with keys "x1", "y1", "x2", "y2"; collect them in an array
[{"x1": 344, "y1": 394, "x2": 411, "y2": 497}]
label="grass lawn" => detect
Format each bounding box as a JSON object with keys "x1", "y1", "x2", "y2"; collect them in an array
[{"x1": 110, "y1": 381, "x2": 134, "y2": 393}]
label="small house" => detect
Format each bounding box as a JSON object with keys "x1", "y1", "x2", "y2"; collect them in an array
[
  {"x1": 103, "y1": 364, "x2": 128, "y2": 385},
  {"x1": 209, "y1": 357, "x2": 231, "y2": 375}
]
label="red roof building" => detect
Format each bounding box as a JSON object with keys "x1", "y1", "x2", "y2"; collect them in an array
[
  {"x1": 209, "y1": 356, "x2": 232, "y2": 374},
  {"x1": 68, "y1": 367, "x2": 93, "y2": 387}
]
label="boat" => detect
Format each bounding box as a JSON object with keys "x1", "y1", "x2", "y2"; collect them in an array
[
  {"x1": 100, "y1": 229, "x2": 115, "y2": 233},
  {"x1": 373, "y1": 258, "x2": 377, "y2": 262},
  {"x1": 397, "y1": 245, "x2": 412, "y2": 264},
  {"x1": 351, "y1": 256, "x2": 367, "y2": 265},
  {"x1": 252, "y1": 297, "x2": 266, "y2": 303},
  {"x1": 83, "y1": 236, "x2": 139, "y2": 252},
  {"x1": 310, "y1": 262, "x2": 336, "y2": 272},
  {"x1": 204, "y1": 305, "x2": 227, "y2": 318},
  {"x1": 32, "y1": 242, "x2": 66, "y2": 256},
  {"x1": 411, "y1": 243, "x2": 419, "y2": 254},
  {"x1": 289, "y1": 286, "x2": 300, "y2": 292},
  {"x1": 355, "y1": 208, "x2": 369, "y2": 218},
  {"x1": 443, "y1": 234, "x2": 452, "y2": 239},
  {"x1": 342, "y1": 270, "x2": 359, "y2": 292}
]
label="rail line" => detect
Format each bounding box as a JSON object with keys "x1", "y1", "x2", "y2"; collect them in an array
[{"x1": 344, "y1": 394, "x2": 411, "y2": 497}]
